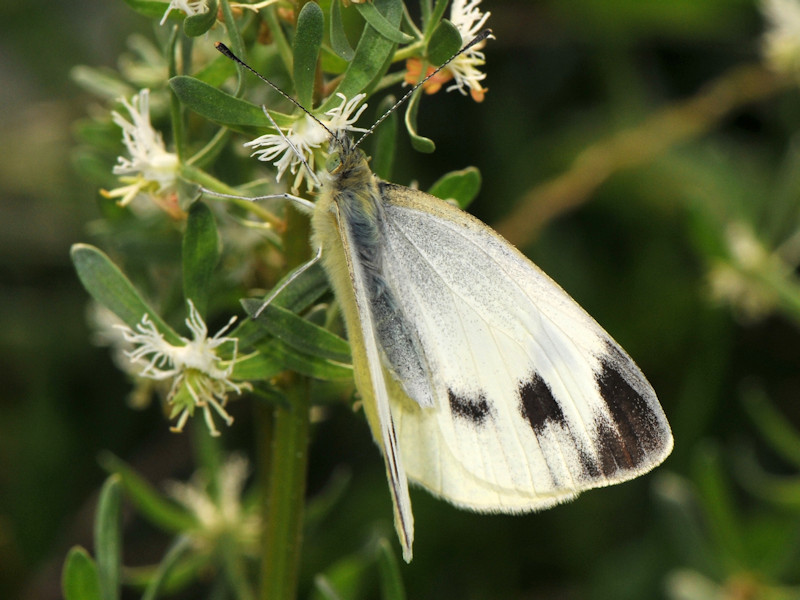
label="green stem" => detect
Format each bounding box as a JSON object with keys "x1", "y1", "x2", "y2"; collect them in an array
[
  {"x1": 261, "y1": 376, "x2": 311, "y2": 600},
  {"x1": 260, "y1": 206, "x2": 312, "y2": 600}
]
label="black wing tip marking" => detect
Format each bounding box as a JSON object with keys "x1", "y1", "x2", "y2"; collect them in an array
[
  {"x1": 515, "y1": 346, "x2": 672, "y2": 481},
  {"x1": 448, "y1": 390, "x2": 491, "y2": 425},
  {"x1": 593, "y1": 343, "x2": 672, "y2": 475}
]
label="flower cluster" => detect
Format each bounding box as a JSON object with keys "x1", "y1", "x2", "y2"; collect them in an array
[
  {"x1": 161, "y1": 0, "x2": 208, "y2": 25},
  {"x1": 168, "y1": 454, "x2": 261, "y2": 551},
  {"x1": 404, "y1": 0, "x2": 491, "y2": 101},
  {"x1": 244, "y1": 93, "x2": 368, "y2": 192},
  {"x1": 116, "y1": 300, "x2": 250, "y2": 436},
  {"x1": 761, "y1": 0, "x2": 800, "y2": 76},
  {"x1": 102, "y1": 89, "x2": 181, "y2": 216}
]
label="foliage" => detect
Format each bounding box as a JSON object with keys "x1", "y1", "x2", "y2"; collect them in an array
[{"x1": 4, "y1": 0, "x2": 800, "y2": 599}]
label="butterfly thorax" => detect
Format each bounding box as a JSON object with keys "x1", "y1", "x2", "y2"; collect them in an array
[{"x1": 312, "y1": 135, "x2": 436, "y2": 410}]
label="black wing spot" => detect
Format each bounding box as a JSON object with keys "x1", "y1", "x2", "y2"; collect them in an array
[
  {"x1": 594, "y1": 345, "x2": 663, "y2": 472},
  {"x1": 449, "y1": 390, "x2": 491, "y2": 425},
  {"x1": 518, "y1": 374, "x2": 566, "y2": 434}
]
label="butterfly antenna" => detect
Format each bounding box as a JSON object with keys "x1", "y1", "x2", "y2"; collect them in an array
[
  {"x1": 215, "y1": 42, "x2": 335, "y2": 140},
  {"x1": 352, "y1": 28, "x2": 494, "y2": 150}
]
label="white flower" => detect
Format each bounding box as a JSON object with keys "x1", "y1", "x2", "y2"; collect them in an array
[
  {"x1": 103, "y1": 89, "x2": 180, "y2": 210},
  {"x1": 117, "y1": 300, "x2": 251, "y2": 436},
  {"x1": 761, "y1": 0, "x2": 800, "y2": 75},
  {"x1": 160, "y1": 0, "x2": 208, "y2": 26},
  {"x1": 167, "y1": 454, "x2": 260, "y2": 551},
  {"x1": 447, "y1": 0, "x2": 491, "y2": 101},
  {"x1": 244, "y1": 93, "x2": 368, "y2": 192},
  {"x1": 707, "y1": 223, "x2": 780, "y2": 322}
]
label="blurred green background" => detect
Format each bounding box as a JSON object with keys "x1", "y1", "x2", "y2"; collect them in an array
[{"x1": 4, "y1": 0, "x2": 800, "y2": 598}]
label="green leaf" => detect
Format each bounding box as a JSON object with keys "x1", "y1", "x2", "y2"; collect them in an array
[
  {"x1": 742, "y1": 385, "x2": 800, "y2": 470},
  {"x1": 121, "y1": 0, "x2": 169, "y2": 19},
  {"x1": 231, "y1": 350, "x2": 285, "y2": 381},
  {"x1": 427, "y1": 166, "x2": 481, "y2": 209},
  {"x1": 272, "y1": 260, "x2": 330, "y2": 311},
  {"x1": 141, "y1": 537, "x2": 194, "y2": 600},
  {"x1": 330, "y1": 0, "x2": 355, "y2": 61},
  {"x1": 294, "y1": 2, "x2": 324, "y2": 109},
  {"x1": 376, "y1": 538, "x2": 406, "y2": 600},
  {"x1": 311, "y1": 555, "x2": 370, "y2": 600},
  {"x1": 257, "y1": 339, "x2": 353, "y2": 381},
  {"x1": 324, "y1": 0, "x2": 403, "y2": 110},
  {"x1": 371, "y1": 95, "x2": 398, "y2": 180},
  {"x1": 241, "y1": 299, "x2": 352, "y2": 363},
  {"x1": 62, "y1": 547, "x2": 102, "y2": 600},
  {"x1": 423, "y1": 0, "x2": 451, "y2": 39},
  {"x1": 404, "y1": 89, "x2": 435, "y2": 153},
  {"x1": 183, "y1": 202, "x2": 219, "y2": 315},
  {"x1": 70, "y1": 244, "x2": 181, "y2": 345},
  {"x1": 99, "y1": 453, "x2": 198, "y2": 534},
  {"x1": 692, "y1": 444, "x2": 747, "y2": 572},
  {"x1": 353, "y1": 0, "x2": 413, "y2": 44},
  {"x1": 95, "y1": 476, "x2": 122, "y2": 600},
  {"x1": 427, "y1": 19, "x2": 462, "y2": 66},
  {"x1": 183, "y1": 0, "x2": 218, "y2": 36},
  {"x1": 192, "y1": 54, "x2": 237, "y2": 88},
  {"x1": 170, "y1": 76, "x2": 294, "y2": 128}
]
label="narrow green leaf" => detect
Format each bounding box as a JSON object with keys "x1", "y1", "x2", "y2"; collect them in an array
[
  {"x1": 257, "y1": 339, "x2": 353, "y2": 381},
  {"x1": 192, "y1": 54, "x2": 238, "y2": 88},
  {"x1": 95, "y1": 476, "x2": 122, "y2": 600},
  {"x1": 170, "y1": 76, "x2": 294, "y2": 128},
  {"x1": 70, "y1": 244, "x2": 181, "y2": 344},
  {"x1": 376, "y1": 538, "x2": 406, "y2": 600},
  {"x1": 404, "y1": 89, "x2": 435, "y2": 153},
  {"x1": 121, "y1": 552, "x2": 208, "y2": 594},
  {"x1": 241, "y1": 299, "x2": 351, "y2": 363},
  {"x1": 304, "y1": 468, "x2": 352, "y2": 532},
  {"x1": 427, "y1": 19, "x2": 462, "y2": 66},
  {"x1": 427, "y1": 166, "x2": 481, "y2": 209},
  {"x1": 99, "y1": 453, "x2": 198, "y2": 534},
  {"x1": 121, "y1": 0, "x2": 169, "y2": 19},
  {"x1": 651, "y1": 473, "x2": 719, "y2": 580},
  {"x1": 354, "y1": 0, "x2": 413, "y2": 44},
  {"x1": 423, "y1": 0, "x2": 451, "y2": 39},
  {"x1": 742, "y1": 386, "x2": 800, "y2": 469},
  {"x1": 330, "y1": 0, "x2": 355, "y2": 61},
  {"x1": 419, "y1": 0, "x2": 433, "y2": 30},
  {"x1": 311, "y1": 556, "x2": 370, "y2": 600},
  {"x1": 371, "y1": 95, "x2": 398, "y2": 180},
  {"x1": 62, "y1": 547, "x2": 102, "y2": 600},
  {"x1": 294, "y1": 2, "x2": 324, "y2": 109},
  {"x1": 231, "y1": 349, "x2": 285, "y2": 380},
  {"x1": 272, "y1": 260, "x2": 330, "y2": 311},
  {"x1": 325, "y1": 0, "x2": 403, "y2": 109},
  {"x1": 141, "y1": 537, "x2": 194, "y2": 600},
  {"x1": 183, "y1": 202, "x2": 219, "y2": 315},
  {"x1": 313, "y1": 575, "x2": 346, "y2": 600},
  {"x1": 692, "y1": 444, "x2": 747, "y2": 571},
  {"x1": 183, "y1": 0, "x2": 218, "y2": 36}
]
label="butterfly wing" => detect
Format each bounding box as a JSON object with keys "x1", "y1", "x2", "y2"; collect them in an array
[
  {"x1": 312, "y1": 195, "x2": 416, "y2": 561},
  {"x1": 376, "y1": 182, "x2": 673, "y2": 511}
]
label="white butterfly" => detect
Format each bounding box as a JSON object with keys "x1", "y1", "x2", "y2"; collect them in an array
[
  {"x1": 312, "y1": 136, "x2": 672, "y2": 562},
  {"x1": 214, "y1": 35, "x2": 673, "y2": 563}
]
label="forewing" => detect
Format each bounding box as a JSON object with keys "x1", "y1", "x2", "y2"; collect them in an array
[
  {"x1": 319, "y1": 200, "x2": 416, "y2": 560},
  {"x1": 378, "y1": 183, "x2": 673, "y2": 511}
]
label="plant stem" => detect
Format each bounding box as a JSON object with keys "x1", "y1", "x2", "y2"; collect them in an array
[{"x1": 260, "y1": 205, "x2": 312, "y2": 600}]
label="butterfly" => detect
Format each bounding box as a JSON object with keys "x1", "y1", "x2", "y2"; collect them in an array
[{"x1": 214, "y1": 33, "x2": 673, "y2": 563}]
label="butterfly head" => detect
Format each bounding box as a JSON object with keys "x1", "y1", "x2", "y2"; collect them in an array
[{"x1": 326, "y1": 133, "x2": 370, "y2": 181}]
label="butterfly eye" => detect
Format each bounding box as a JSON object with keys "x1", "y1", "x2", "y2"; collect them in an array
[{"x1": 326, "y1": 153, "x2": 343, "y2": 174}]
